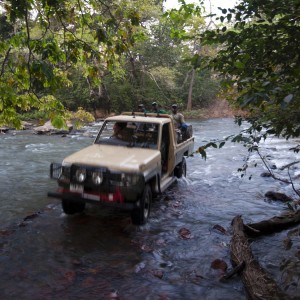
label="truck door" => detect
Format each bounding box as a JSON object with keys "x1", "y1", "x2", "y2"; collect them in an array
[{"x1": 161, "y1": 124, "x2": 170, "y2": 175}]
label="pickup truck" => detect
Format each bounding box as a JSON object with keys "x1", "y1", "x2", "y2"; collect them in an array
[{"x1": 48, "y1": 112, "x2": 194, "y2": 225}]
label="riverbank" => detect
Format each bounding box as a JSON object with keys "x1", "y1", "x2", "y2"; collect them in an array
[
  {"x1": 0, "y1": 99, "x2": 244, "y2": 134},
  {"x1": 183, "y1": 99, "x2": 247, "y2": 120}
]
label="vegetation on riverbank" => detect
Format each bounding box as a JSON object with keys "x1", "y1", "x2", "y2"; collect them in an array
[
  {"x1": 15, "y1": 98, "x2": 240, "y2": 129},
  {"x1": 19, "y1": 107, "x2": 95, "y2": 129}
]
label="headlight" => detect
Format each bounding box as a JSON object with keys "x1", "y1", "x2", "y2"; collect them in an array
[
  {"x1": 121, "y1": 173, "x2": 141, "y2": 186},
  {"x1": 75, "y1": 169, "x2": 86, "y2": 183},
  {"x1": 92, "y1": 171, "x2": 103, "y2": 185}
]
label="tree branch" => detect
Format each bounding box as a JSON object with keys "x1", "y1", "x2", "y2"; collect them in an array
[
  {"x1": 0, "y1": 47, "x2": 11, "y2": 77},
  {"x1": 256, "y1": 148, "x2": 290, "y2": 184}
]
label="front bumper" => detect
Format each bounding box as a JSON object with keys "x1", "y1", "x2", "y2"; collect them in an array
[
  {"x1": 47, "y1": 188, "x2": 137, "y2": 210},
  {"x1": 48, "y1": 162, "x2": 146, "y2": 210}
]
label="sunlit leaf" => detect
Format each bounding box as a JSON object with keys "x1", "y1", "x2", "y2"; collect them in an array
[{"x1": 51, "y1": 115, "x2": 66, "y2": 129}]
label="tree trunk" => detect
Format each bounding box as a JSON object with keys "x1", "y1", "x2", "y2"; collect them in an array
[
  {"x1": 186, "y1": 68, "x2": 195, "y2": 111},
  {"x1": 230, "y1": 215, "x2": 291, "y2": 300}
]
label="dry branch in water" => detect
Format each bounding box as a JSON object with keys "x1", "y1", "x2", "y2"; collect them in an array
[
  {"x1": 230, "y1": 215, "x2": 291, "y2": 300},
  {"x1": 245, "y1": 211, "x2": 300, "y2": 237}
]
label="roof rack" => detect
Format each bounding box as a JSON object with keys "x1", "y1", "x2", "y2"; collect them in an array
[{"x1": 122, "y1": 112, "x2": 171, "y2": 119}]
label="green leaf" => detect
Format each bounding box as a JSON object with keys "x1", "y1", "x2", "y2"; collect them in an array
[
  {"x1": 232, "y1": 134, "x2": 242, "y2": 143},
  {"x1": 219, "y1": 141, "x2": 226, "y2": 148},
  {"x1": 129, "y1": 10, "x2": 140, "y2": 26},
  {"x1": 51, "y1": 115, "x2": 66, "y2": 129},
  {"x1": 197, "y1": 146, "x2": 207, "y2": 160},
  {"x1": 96, "y1": 28, "x2": 107, "y2": 43},
  {"x1": 234, "y1": 61, "x2": 244, "y2": 69}
]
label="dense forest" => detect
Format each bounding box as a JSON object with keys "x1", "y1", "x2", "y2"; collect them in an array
[
  {"x1": 0, "y1": 0, "x2": 221, "y2": 128},
  {"x1": 0, "y1": 0, "x2": 299, "y2": 143}
]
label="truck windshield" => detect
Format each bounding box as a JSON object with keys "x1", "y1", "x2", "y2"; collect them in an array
[{"x1": 95, "y1": 120, "x2": 159, "y2": 149}]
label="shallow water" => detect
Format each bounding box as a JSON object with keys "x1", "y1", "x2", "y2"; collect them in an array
[{"x1": 0, "y1": 118, "x2": 299, "y2": 299}]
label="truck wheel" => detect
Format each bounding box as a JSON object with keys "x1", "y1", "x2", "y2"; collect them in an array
[
  {"x1": 131, "y1": 184, "x2": 152, "y2": 225},
  {"x1": 62, "y1": 199, "x2": 86, "y2": 214},
  {"x1": 174, "y1": 157, "x2": 187, "y2": 178}
]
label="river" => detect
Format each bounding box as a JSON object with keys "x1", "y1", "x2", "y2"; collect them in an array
[{"x1": 0, "y1": 118, "x2": 299, "y2": 299}]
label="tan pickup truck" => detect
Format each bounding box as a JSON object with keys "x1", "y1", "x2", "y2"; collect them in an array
[{"x1": 48, "y1": 112, "x2": 194, "y2": 225}]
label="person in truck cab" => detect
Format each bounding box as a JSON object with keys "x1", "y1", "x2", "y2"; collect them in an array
[{"x1": 111, "y1": 122, "x2": 128, "y2": 140}]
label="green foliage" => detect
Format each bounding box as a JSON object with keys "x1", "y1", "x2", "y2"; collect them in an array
[
  {"x1": 196, "y1": 136, "x2": 233, "y2": 160},
  {"x1": 66, "y1": 107, "x2": 95, "y2": 128},
  {"x1": 54, "y1": 68, "x2": 91, "y2": 111},
  {"x1": 179, "y1": 68, "x2": 220, "y2": 108},
  {"x1": 18, "y1": 110, "x2": 43, "y2": 121},
  {"x1": 150, "y1": 66, "x2": 179, "y2": 90},
  {"x1": 164, "y1": 0, "x2": 204, "y2": 40},
  {"x1": 0, "y1": 0, "x2": 220, "y2": 127},
  {"x1": 20, "y1": 106, "x2": 95, "y2": 128},
  {"x1": 0, "y1": 15, "x2": 14, "y2": 39},
  {"x1": 201, "y1": 0, "x2": 300, "y2": 139},
  {"x1": 51, "y1": 114, "x2": 67, "y2": 129},
  {"x1": 0, "y1": 0, "x2": 144, "y2": 128}
]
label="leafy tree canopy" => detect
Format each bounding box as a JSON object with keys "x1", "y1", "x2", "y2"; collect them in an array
[
  {"x1": 0, "y1": 0, "x2": 150, "y2": 128},
  {"x1": 201, "y1": 0, "x2": 300, "y2": 139},
  {"x1": 0, "y1": 0, "x2": 224, "y2": 127}
]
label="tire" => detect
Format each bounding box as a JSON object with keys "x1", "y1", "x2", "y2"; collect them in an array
[
  {"x1": 131, "y1": 184, "x2": 152, "y2": 225},
  {"x1": 62, "y1": 199, "x2": 86, "y2": 215},
  {"x1": 174, "y1": 157, "x2": 187, "y2": 178}
]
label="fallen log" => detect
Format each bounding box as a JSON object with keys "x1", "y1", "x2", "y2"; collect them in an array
[
  {"x1": 244, "y1": 210, "x2": 300, "y2": 237},
  {"x1": 230, "y1": 215, "x2": 291, "y2": 300},
  {"x1": 265, "y1": 191, "x2": 293, "y2": 202}
]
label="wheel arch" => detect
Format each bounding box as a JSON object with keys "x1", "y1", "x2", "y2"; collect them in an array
[{"x1": 147, "y1": 173, "x2": 160, "y2": 196}]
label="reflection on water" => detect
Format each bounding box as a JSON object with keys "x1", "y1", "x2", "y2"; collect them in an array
[{"x1": 0, "y1": 118, "x2": 299, "y2": 299}]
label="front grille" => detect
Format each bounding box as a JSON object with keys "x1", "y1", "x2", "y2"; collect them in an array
[{"x1": 50, "y1": 163, "x2": 62, "y2": 179}]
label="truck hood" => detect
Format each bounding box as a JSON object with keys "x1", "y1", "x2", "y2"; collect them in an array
[{"x1": 62, "y1": 144, "x2": 160, "y2": 173}]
